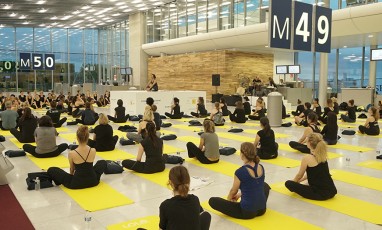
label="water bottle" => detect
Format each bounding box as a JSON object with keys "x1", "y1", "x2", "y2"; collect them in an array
[
  {"x1": 35, "y1": 177, "x2": 40, "y2": 190},
  {"x1": 84, "y1": 210, "x2": 92, "y2": 229}
]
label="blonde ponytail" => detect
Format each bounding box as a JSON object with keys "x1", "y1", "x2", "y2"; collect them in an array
[{"x1": 307, "y1": 133, "x2": 327, "y2": 163}]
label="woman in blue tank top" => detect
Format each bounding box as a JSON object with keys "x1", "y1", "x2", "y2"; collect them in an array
[{"x1": 209, "y1": 142, "x2": 270, "y2": 219}]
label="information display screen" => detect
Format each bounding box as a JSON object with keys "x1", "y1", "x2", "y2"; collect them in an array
[
  {"x1": 276, "y1": 65, "x2": 288, "y2": 74},
  {"x1": 371, "y1": 49, "x2": 382, "y2": 61},
  {"x1": 288, "y1": 65, "x2": 301, "y2": 74}
]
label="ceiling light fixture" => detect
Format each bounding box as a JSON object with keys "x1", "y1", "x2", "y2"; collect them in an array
[
  {"x1": 91, "y1": 0, "x2": 102, "y2": 4},
  {"x1": 3, "y1": 4, "x2": 12, "y2": 10},
  {"x1": 123, "y1": 9, "x2": 132, "y2": 12},
  {"x1": 132, "y1": 0, "x2": 142, "y2": 3},
  {"x1": 118, "y1": 5, "x2": 128, "y2": 9},
  {"x1": 343, "y1": 46, "x2": 347, "y2": 48},
  {"x1": 39, "y1": 24, "x2": 46, "y2": 27},
  {"x1": 115, "y1": 2, "x2": 125, "y2": 5},
  {"x1": 19, "y1": 15, "x2": 27, "y2": 19},
  {"x1": 112, "y1": 13, "x2": 121, "y2": 16},
  {"x1": 81, "y1": 5, "x2": 91, "y2": 10},
  {"x1": 38, "y1": 8, "x2": 47, "y2": 13},
  {"x1": 72, "y1": 10, "x2": 81, "y2": 15},
  {"x1": 36, "y1": 0, "x2": 46, "y2": 4},
  {"x1": 22, "y1": 21, "x2": 30, "y2": 25},
  {"x1": 51, "y1": 16, "x2": 58, "y2": 20},
  {"x1": 368, "y1": 34, "x2": 374, "y2": 38}
]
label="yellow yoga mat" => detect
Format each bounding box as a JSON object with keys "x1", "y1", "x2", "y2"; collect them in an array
[
  {"x1": 172, "y1": 124, "x2": 203, "y2": 132},
  {"x1": 178, "y1": 136, "x2": 228, "y2": 146},
  {"x1": 202, "y1": 201, "x2": 322, "y2": 230},
  {"x1": 328, "y1": 143, "x2": 372, "y2": 153},
  {"x1": 186, "y1": 158, "x2": 237, "y2": 177},
  {"x1": 60, "y1": 133, "x2": 78, "y2": 143},
  {"x1": 96, "y1": 149, "x2": 135, "y2": 161},
  {"x1": 331, "y1": 169, "x2": 382, "y2": 192},
  {"x1": 357, "y1": 160, "x2": 382, "y2": 171},
  {"x1": 61, "y1": 181, "x2": 134, "y2": 212},
  {"x1": 0, "y1": 130, "x2": 12, "y2": 136},
  {"x1": 27, "y1": 154, "x2": 69, "y2": 170},
  {"x1": 272, "y1": 182, "x2": 382, "y2": 224},
  {"x1": 9, "y1": 138, "x2": 28, "y2": 149},
  {"x1": 216, "y1": 132, "x2": 253, "y2": 142},
  {"x1": 278, "y1": 143, "x2": 342, "y2": 159},
  {"x1": 114, "y1": 130, "x2": 129, "y2": 138},
  {"x1": 243, "y1": 129, "x2": 290, "y2": 138},
  {"x1": 133, "y1": 169, "x2": 170, "y2": 188},
  {"x1": 159, "y1": 129, "x2": 176, "y2": 135},
  {"x1": 261, "y1": 156, "x2": 301, "y2": 168},
  {"x1": 163, "y1": 144, "x2": 185, "y2": 154},
  {"x1": 56, "y1": 127, "x2": 69, "y2": 133},
  {"x1": 107, "y1": 216, "x2": 159, "y2": 230}
]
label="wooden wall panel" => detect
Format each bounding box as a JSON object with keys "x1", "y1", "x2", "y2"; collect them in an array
[{"x1": 147, "y1": 50, "x2": 273, "y2": 99}]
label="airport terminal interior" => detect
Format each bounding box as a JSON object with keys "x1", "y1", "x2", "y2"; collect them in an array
[{"x1": 1, "y1": 0, "x2": 382, "y2": 229}]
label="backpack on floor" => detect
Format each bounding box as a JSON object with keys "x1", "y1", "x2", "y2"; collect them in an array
[
  {"x1": 129, "y1": 116, "x2": 140, "y2": 121},
  {"x1": 163, "y1": 154, "x2": 184, "y2": 164},
  {"x1": 26, "y1": 172, "x2": 54, "y2": 190},
  {"x1": 189, "y1": 120, "x2": 202, "y2": 126},
  {"x1": 119, "y1": 138, "x2": 135, "y2": 145},
  {"x1": 5, "y1": 150, "x2": 26, "y2": 158},
  {"x1": 281, "y1": 122, "x2": 292, "y2": 127},
  {"x1": 67, "y1": 121, "x2": 77, "y2": 125},
  {"x1": 342, "y1": 130, "x2": 356, "y2": 135},
  {"x1": 339, "y1": 102, "x2": 348, "y2": 111},
  {"x1": 161, "y1": 123, "x2": 172, "y2": 128},
  {"x1": 0, "y1": 135, "x2": 5, "y2": 142},
  {"x1": 104, "y1": 160, "x2": 124, "y2": 174},
  {"x1": 161, "y1": 134, "x2": 177, "y2": 141},
  {"x1": 358, "y1": 113, "x2": 367, "y2": 119},
  {"x1": 219, "y1": 147, "x2": 237, "y2": 156},
  {"x1": 228, "y1": 128, "x2": 243, "y2": 133},
  {"x1": 118, "y1": 125, "x2": 137, "y2": 132}
]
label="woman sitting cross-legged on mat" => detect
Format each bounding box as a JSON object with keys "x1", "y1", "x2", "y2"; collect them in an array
[
  {"x1": 191, "y1": 97, "x2": 208, "y2": 118},
  {"x1": 254, "y1": 117, "x2": 278, "y2": 159},
  {"x1": 107, "y1": 99, "x2": 129, "y2": 123},
  {"x1": 220, "y1": 98, "x2": 230, "y2": 116},
  {"x1": 88, "y1": 114, "x2": 118, "y2": 152},
  {"x1": 160, "y1": 166, "x2": 211, "y2": 230},
  {"x1": 122, "y1": 121, "x2": 165, "y2": 174},
  {"x1": 10, "y1": 107, "x2": 37, "y2": 143},
  {"x1": 285, "y1": 133, "x2": 337, "y2": 200},
  {"x1": 165, "y1": 97, "x2": 184, "y2": 119},
  {"x1": 48, "y1": 126, "x2": 107, "y2": 189},
  {"x1": 321, "y1": 112, "x2": 338, "y2": 145},
  {"x1": 289, "y1": 113, "x2": 321, "y2": 153},
  {"x1": 127, "y1": 106, "x2": 160, "y2": 143},
  {"x1": 23, "y1": 116, "x2": 68, "y2": 158},
  {"x1": 248, "y1": 98, "x2": 265, "y2": 120},
  {"x1": 358, "y1": 106, "x2": 380, "y2": 136},
  {"x1": 210, "y1": 102, "x2": 224, "y2": 126},
  {"x1": 186, "y1": 119, "x2": 220, "y2": 164},
  {"x1": 76, "y1": 102, "x2": 99, "y2": 125},
  {"x1": 229, "y1": 101, "x2": 246, "y2": 123},
  {"x1": 209, "y1": 142, "x2": 270, "y2": 219},
  {"x1": 340, "y1": 99, "x2": 356, "y2": 123}
]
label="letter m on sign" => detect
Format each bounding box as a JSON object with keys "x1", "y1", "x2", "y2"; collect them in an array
[
  {"x1": 20, "y1": 53, "x2": 31, "y2": 70},
  {"x1": 270, "y1": 0, "x2": 292, "y2": 50}
]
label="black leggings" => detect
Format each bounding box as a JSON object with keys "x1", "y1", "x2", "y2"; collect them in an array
[
  {"x1": 107, "y1": 115, "x2": 129, "y2": 123},
  {"x1": 285, "y1": 180, "x2": 335, "y2": 201},
  {"x1": 76, "y1": 116, "x2": 99, "y2": 126},
  {"x1": 23, "y1": 143, "x2": 69, "y2": 158},
  {"x1": 340, "y1": 114, "x2": 355, "y2": 123},
  {"x1": 229, "y1": 114, "x2": 246, "y2": 123},
  {"x1": 289, "y1": 141, "x2": 310, "y2": 153},
  {"x1": 257, "y1": 143, "x2": 278, "y2": 159},
  {"x1": 87, "y1": 136, "x2": 119, "y2": 152},
  {"x1": 358, "y1": 125, "x2": 380, "y2": 136},
  {"x1": 248, "y1": 115, "x2": 263, "y2": 120},
  {"x1": 122, "y1": 160, "x2": 165, "y2": 174},
  {"x1": 47, "y1": 160, "x2": 107, "y2": 189},
  {"x1": 53, "y1": 117, "x2": 68, "y2": 128},
  {"x1": 186, "y1": 142, "x2": 219, "y2": 164},
  {"x1": 209, "y1": 182, "x2": 270, "y2": 219},
  {"x1": 10, "y1": 128, "x2": 34, "y2": 143},
  {"x1": 165, "y1": 112, "x2": 184, "y2": 119},
  {"x1": 191, "y1": 112, "x2": 209, "y2": 118}
]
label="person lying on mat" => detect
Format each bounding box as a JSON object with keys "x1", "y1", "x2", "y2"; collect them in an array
[
  {"x1": 340, "y1": 99, "x2": 356, "y2": 123},
  {"x1": 165, "y1": 97, "x2": 184, "y2": 119},
  {"x1": 294, "y1": 102, "x2": 312, "y2": 126},
  {"x1": 186, "y1": 119, "x2": 219, "y2": 164},
  {"x1": 0, "y1": 100, "x2": 18, "y2": 130},
  {"x1": 229, "y1": 101, "x2": 246, "y2": 123},
  {"x1": 285, "y1": 133, "x2": 337, "y2": 200},
  {"x1": 107, "y1": 99, "x2": 130, "y2": 123},
  {"x1": 88, "y1": 114, "x2": 118, "y2": 152},
  {"x1": 127, "y1": 107, "x2": 160, "y2": 143},
  {"x1": 254, "y1": 117, "x2": 278, "y2": 159},
  {"x1": 358, "y1": 106, "x2": 380, "y2": 136},
  {"x1": 248, "y1": 98, "x2": 265, "y2": 121},
  {"x1": 48, "y1": 126, "x2": 107, "y2": 189},
  {"x1": 10, "y1": 107, "x2": 37, "y2": 143},
  {"x1": 76, "y1": 102, "x2": 99, "y2": 125},
  {"x1": 209, "y1": 142, "x2": 270, "y2": 219},
  {"x1": 289, "y1": 113, "x2": 321, "y2": 154},
  {"x1": 210, "y1": 102, "x2": 224, "y2": 126},
  {"x1": 321, "y1": 112, "x2": 338, "y2": 145},
  {"x1": 23, "y1": 116, "x2": 68, "y2": 158},
  {"x1": 46, "y1": 101, "x2": 67, "y2": 128},
  {"x1": 160, "y1": 165, "x2": 211, "y2": 230},
  {"x1": 191, "y1": 97, "x2": 208, "y2": 118},
  {"x1": 122, "y1": 121, "x2": 165, "y2": 174}
]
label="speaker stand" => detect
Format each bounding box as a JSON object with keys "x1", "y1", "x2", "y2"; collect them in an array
[{"x1": 215, "y1": 86, "x2": 218, "y2": 94}]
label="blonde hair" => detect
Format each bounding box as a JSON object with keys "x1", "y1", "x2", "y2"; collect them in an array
[
  {"x1": 203, "y1": 119, "x2": 215, "y2": 133},
  {"x1": 307, "y1": 133, "x2": 327, "y2": 163},
  {"x1": 98, "y1": 113, "x2": 109, "y2": 125},
  {"x1": 143, "y1": 106, "x2": 154, "y2": 121}
]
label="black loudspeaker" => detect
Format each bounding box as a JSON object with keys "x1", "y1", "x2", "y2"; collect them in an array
[{"x1": 212, "y1": 74, "x2": 220, "y2": 86}]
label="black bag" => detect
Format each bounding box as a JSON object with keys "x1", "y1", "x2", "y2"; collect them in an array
[
  {"x1": 281, "y1": 122, "x2": 292, "y2": 127},
  {"x1": 339, "y1": 102, "x2": 348, "y2": 111},
  {"x1": 160, "y1": 115, "x2": 167, "y2": 119},
  {"x1": 67, "y1": 121, "x2": 77, "y2": 125},
  {"x1": 182, "y1": 114, "x2": 193, "y2": 118},
  {"x1": 228, "y1": 128, "x2": 243, "y2": 133},
  {"x1": 189, "y1": 120, "x2": 202, "y2": 126},
  {"x1": 26, "y1": 172, "x2": 54, "y2": 190},
  {"x1": 5, "y1": 150, "x2": 26, "y2": 158},
  {"x1": 161, "y1": 134, "x2": 177, "y2": 141},
  {"x1": 129, "y1": 116, "x2": 140, "y2": 121},
  {"x1": 161, "y1": 123, "x2": 172, "y2": 128},
  {"x1": 104, "y1": 160, "x2": 124, "y2": 174},
  {"x1": 163, "y1": 154, "x2": 184, "y2": 164},
  {"x1": 119, "y1": 138, "x2": 135, "y2": 145},
  {"x1": 358, "y1": 113, "x2": 367, "y2": 119},
  {"x1": 0, "y1": 135, "x2": 5, "y2": 142},
  {"x1": 342, "y1": 130, "x2": 356, "y2": 135},
  {"x1": 118, "y1": 125, "x2": 137, "y2": 132},
  {"x1": 219, "y1": 147, "x2": 237, "y2": 156}
]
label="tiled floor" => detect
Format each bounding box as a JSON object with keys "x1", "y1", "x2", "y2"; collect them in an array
[{"x1": 3, "y1": 104, "x2": 382, "y2": 230}]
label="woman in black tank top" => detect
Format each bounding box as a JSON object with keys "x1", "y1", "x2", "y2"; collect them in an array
[
  {"x1": 358, "y1": 107, "x2": 380, "y2": 136},
  {"x1": 289, "y1": 113, "x2": 321, "y2": 153},
  {"x1": 48, "y1": 126, "x2": 106, "y2": 189}
]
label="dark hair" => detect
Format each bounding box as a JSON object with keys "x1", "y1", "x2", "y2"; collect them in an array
[
  {"x1": 85, "y1": 102, "x2": 91, "y2": 109},
  {"x1": 117, "y1": 99, "x2": 123, "y2": 107},
  {"x1": 152, "y1": 74, "x2": 156, "y2": 79},
  {"x1": 173, "y1": 97, "x2": 179, "y2": 104},
  {"x1": 220, "y1": 98, "x2": 226, "y2": 104},
  {"x1": 326, "y1": 112, "x2": 338, "y2": 131},
  {"x1": 349, "y1": 99, "x2": 354, "y2": 106},
  {"x1": 198, "y1": 97, "x2": 204, "y2": 105},
  {"x1": 244, "y1": 96, "x2": 249, "y2": 101},
  {"x1": 297, "y1": 99, "x2": 301, "y2": 104},
  {"x1": 236, "y1": 101, "x2": 244, "y2": 109},
  {"x1": 370, "y1": 106, "x2": 380, "y2": 121},
  {"x1": 326, "y1": 98, "x2": 333, "y2": 107},
  {"x1": 152, "y1": 104, "x2": 158, "y2": 112},
  {"x1": 305, "y1": 102, "x2": 311, "y2": 109},
  {"x1": 20, "y1": 107, "x2": 34, "y2": 123},
  {"x1": 146, "y1": 121, "x2": 160, "y2": 148},
  {"x1": 146, "y1": 97, "x2": 154, "y2": 106},
  {"x1": 77, "y1": 125, "x2": 89, "y2": 144},
  {"x1": 169, "y1": 165, "x2": 190, "y2": 197},
  {"x1": 314, "y1": 98, "x2": 319, "y2": 103},
  {"x1": 307, "y1": 112, "x2": 318, "y2": 124},
  {"x1": 50, "y1": 100, "x2": 57, "y2": 108},
  {"x1": 260, "y1": 117, "x2": 271, "y2": 136},
  {"x1": 38, "y1": 115, "x2": 53, "y2": 127}
]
